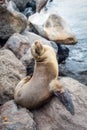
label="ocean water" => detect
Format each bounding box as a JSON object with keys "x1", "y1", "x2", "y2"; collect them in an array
[{"x1": 48, "y1": 0, "x2": 87, "y2": 84}]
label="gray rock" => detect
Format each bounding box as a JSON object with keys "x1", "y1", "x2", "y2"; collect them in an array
[
  {"x1": 22, "y1": 7, "x2": 34, "y2": 17},
  {"x1": 0, "y1": 1, "x2": 27, "y2": 41},
  {"x1": 33, "y1": 77, "x2": 87, "y2": 130},
  {"x1": 22, "y1": 31, "x2": 58, "y2": 52},
  {"x1": 5, "y1": 33, "x2": 31, "y2": 59},
  {"x1": 29, "y1": 12, "x2": 77, "y2": 45},
  {"x1": 0, "y1": 100, "x2": 36, "y2": 130},
  {"x1": 59, "y1": 60, "x2": 87, "y2": 85},
  {"x1": 11, "y1": 0, "x2": 31, "y2": 11},
  {"x1": 21, "y1": 48, "x2": 33, "y2": 67},
  {"x1": 0, "y1": 49, "x2": 26, "y2": 105}
]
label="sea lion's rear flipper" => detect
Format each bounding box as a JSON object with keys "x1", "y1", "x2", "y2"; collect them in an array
[
  {"x1": 54, "y1": 89, "x2": 75, "y2": 115},
  {"x1": 49, "y1": 80, "x2": 75, "y2": 115}
]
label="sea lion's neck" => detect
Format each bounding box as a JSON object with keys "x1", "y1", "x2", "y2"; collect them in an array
[{"x1": 33, "y1": 61, "x2": 58, "y2": 80}]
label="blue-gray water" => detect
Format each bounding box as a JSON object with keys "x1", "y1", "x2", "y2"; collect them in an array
[{"x1": 48, "y1": 0, "x2": 87, "y2": 85}]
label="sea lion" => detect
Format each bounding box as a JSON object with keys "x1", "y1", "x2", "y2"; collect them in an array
[
  {"x1": 36, "y1": 0, "x2": 53, "y2": 13},
  {"x1": 14, "y1": 40, "x2": 74, "y2": 115}
]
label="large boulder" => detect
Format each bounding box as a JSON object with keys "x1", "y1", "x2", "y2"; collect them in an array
[
  {"x1": 0, "y1": 1, "x2": 27, "y2": 42},
  {"x1": 22, "y1": 31, "x2": 58, "y2": 50},
  {"x1": 29, "y1": 12, "x2": 77, "y2": 45},
  {"x1": 0, "y1": 100, "x2": 36, "y2": 130},
  {"x1": 0, "y1": 49, "x2": 26, "y2": 105},
  {"x1": 59, "y1": 58, "x2": 87, "y2": 85},
  {"x1": 33, "y1": 77, "x2": 87, "y2": 130}
]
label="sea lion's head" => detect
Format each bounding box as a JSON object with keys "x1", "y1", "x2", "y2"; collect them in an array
[{"x1": 31, "y1": 40, "x2": 45, "y2": 61}]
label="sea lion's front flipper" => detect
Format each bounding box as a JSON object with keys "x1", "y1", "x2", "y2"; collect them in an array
[
  {"x1": 54, "y1": 89, "x2": 75, "y2": 115},
  {"x1": 49, "y1": 80, "x2": 75, "y2": 115}
]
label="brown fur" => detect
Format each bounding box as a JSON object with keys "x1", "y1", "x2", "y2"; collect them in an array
[{"x1": 14, "y1": 40, "x2": 62, "y2": 109}]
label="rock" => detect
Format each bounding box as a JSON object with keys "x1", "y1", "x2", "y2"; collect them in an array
[
  {"x1": 0, "y1": 49, "x2": 26, "y2": 105},
  {"x1": 59, "y1": 60, "x2": 87, "y2": 85},
  {"x1": 7, "y1": 0, "x2": 20, "y2": 12},
  {"x1": 0, "y1": 100, "x2": 36, "y2": 130},
  {"x1": 26, "y1": 58, "x2": 35, "y2": 76},
  {"x1": 0, "y1": 1, "x2": 27, "y2": 43},
  {"x1": 5, "y1": 33, "x2": 31, "y2": 59},
  {"x1": 22, "y1": 31, "x2": 58, "y2": 52},
  {"x1": 36, "y1": 0, "x2": 49, "y2": 12},
  {"x1": 36, "y1": 0, "x2": 53, "y2": 12},
  {"x1": 33, "y1": 77, "x2": 87, "y2": 130},
  {"x1": 11, "y1": 0, "x2": 31, "y2": 11},
  {"x1": 29, "y1": 12, "x2": 77, "y2": 45},
  {"x1": 26, "y1": 0, "x2": 36, "y2": 11},
  {"x1": 0, "y1": 0, "x2": 5, "y2": 5},
  {"x1": 57, "y1": 44, "x2": 69, "y2": 64},
  {"x1": 22, "y1": 7, "x2": 34, "y2": 18}
]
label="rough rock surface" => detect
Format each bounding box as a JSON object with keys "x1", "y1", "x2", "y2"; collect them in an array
[
  {"x1": 0, "y1": 100, "x2": 36, "y2": 130},
  {"x1": 33, "y1": 77, "x2": 87, "y2": 130},
  {"x1": 11, "y1": 0, "x2": 33, "y2": 11},
  {"x1": 22, "y1": 31, "x2": 58, "y2": 51},
  {"x1": 59, "y1": 61, "x2": 87, "y2": 85},
  {"x1": 29, "y1": 12, "x2": 77, "y2": 45},
  {"x1": 0, "y1": 1, "x2": 27, "y2": 41},
  {"x1": 0, "y1": 49, "x2": 26, "y2": 105},
  {"x1": 5, "y1": 33, "x2": 31, "y2": 59}
]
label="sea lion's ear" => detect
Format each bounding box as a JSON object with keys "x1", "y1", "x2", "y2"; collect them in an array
[
  {"x1": 34, "y1": 40, "x2": 43, "y2": 49},
  {"x1": 34, "y1": 40, "x2": 44, "y2": 55}
]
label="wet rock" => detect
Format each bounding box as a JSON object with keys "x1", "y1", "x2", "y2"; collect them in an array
[
  {"x1": 26, "y1": 0, "x2": 36, "y2": 11},
  {"x1": 29, "y1": 12, "x2": 77, "y2": 45},
  {"x1": 33, "y1": 77, "x2": 87, "y2": 130},
  {"x1": 57, "y1": 44, "x2": 69, "y2": 64},
  {"x1": 22, "y1": 7, "x2": 34, "y2": 18},
  {"x1": 59, "y1": 59, "x2": 87, "y2": 85},
  {"x1": 36, "y1": 0, "x2": 53, "y2": 12},
  {"x1": 0, "y1": 1, "x2": 27, "y2": 44},
  {"x1": 5, "y1": 33, "x2": 31, "y2": 59},
  {"x1": 26, "y1": 58, "x2": 35, "y2": 76},
  {"x1": 11, "y1": 0, "x2": 30, "y2": 11},
  {"x1": 0, "y1": 49, "x2": 26, "y2": 105},
  {"x1": 0, "y1": 100, "x2": 36, "y2": 130}
]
